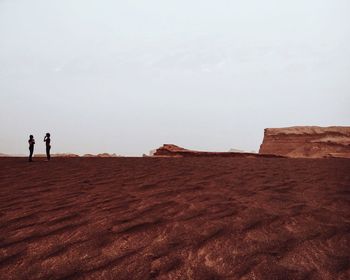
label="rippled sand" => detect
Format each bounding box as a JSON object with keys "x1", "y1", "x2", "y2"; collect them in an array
[{"x1": 0, "y1": 157, "x2": 349, "y2": 279}]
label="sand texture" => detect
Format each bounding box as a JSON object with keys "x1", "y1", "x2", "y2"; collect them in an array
[{"x1": 0, "y1": 157, "x2": 349, "y2": 279}]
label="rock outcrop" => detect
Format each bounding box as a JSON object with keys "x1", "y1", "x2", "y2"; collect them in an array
[
  {"x1": 153, "y1": 144, "x2": 282, "y2": 158},
  {"x1": 53, "y1": 153, "x2": 80, "y2": 158},
  {"x1": 82, "y1": 153, "x2": 119, "y2": 158},
  {"x1": 34, "y1": 153, "x2": 80, "y2": 158},
  {"x1": 259, "y1": 126, "x2": 350, "y2": 158}
]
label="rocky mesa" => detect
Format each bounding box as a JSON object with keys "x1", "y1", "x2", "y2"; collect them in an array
[
  {"x1": 153, "y1": 144, "x2": 282, "y2": 158},
  {"x1": 259, "y1": 126, "x2": 350, "y2": 158}
]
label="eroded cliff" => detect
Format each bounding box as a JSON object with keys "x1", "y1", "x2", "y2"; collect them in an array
[
  {"x1": 154, "y1": 144, "x2": 282, "y2": 158},
  {"x1": 259, "y1": 126, "x2": 350, "y2": 158}
]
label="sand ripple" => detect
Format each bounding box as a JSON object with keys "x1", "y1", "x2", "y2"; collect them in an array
[{"x1": 0, "y1": 157, "x2": 349, "y2": 279}]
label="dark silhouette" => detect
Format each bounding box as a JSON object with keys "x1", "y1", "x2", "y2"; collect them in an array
[
  {"x1": 44, "y1": 133, "x2": 51, "y2": 161},
  {"x1": 28, "y1": 135, "x2": 35, "y2": 162}
]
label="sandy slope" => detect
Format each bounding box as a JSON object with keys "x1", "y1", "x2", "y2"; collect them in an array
[{"x1": 0, "y1": 157, "x2": 349, "y2": 280}]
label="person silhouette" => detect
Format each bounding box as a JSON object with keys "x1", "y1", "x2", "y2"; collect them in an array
[
  {"x1": 44, "y1": 133, "x2": 51, "y2": 161},
  {"x1": 28, "y1": 135, "x2": 35, "y2": 162}
]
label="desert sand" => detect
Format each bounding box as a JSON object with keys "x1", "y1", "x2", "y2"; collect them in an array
[{"x1": 0, "y1": 157, "x2": 349, "y2": 279}]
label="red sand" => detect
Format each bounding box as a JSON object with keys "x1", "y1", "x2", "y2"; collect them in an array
[{"x1": 0, "y1": 157, "x2": 349, "y2": 279}]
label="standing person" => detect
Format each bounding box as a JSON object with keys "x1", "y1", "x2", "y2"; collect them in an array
[
  {"x1": 44, "y1": 133, "x2": 51, "y2": 161},
  {"x1": 28, "y1": 135, "x2": 35, "y2": 162}
]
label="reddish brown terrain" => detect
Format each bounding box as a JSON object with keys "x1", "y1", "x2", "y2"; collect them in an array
[
  {"x1": 0, "y1": 157, "x2": 349, "y2": 279},
  {"x1": 154, "y1": 144, "x2": 281, "y2": 158},
  {"x1": 259, "y1": 126, "x2": 350, "y2": 158},
  {"x1": 82, "y1": 154, "x2": 119, "y2": 158}
]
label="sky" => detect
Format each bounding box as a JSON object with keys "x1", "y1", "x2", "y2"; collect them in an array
[{"x1": 0, "y1": 0, "x2": 349, "y2": 156}]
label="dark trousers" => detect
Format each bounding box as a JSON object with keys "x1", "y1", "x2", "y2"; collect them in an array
[
  {"x1": 29, "y1": 147, "x2": 34, "y2": 162},
  {"x1": 46, "y1": 146, "x2": 51, "y2": 160}
]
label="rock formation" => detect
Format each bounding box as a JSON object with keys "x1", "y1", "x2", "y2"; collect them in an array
[
  {"x1": 82, "y1": 153, "x2": 119, "y2": 157},
  {"x1": 53, "y1": 153, "x2": 80, "y2": 158},
  {"x1": 153, "y1": 144, "x2": 282, "y2": 158},
  {"x1": 33, "y1": 153, "x2": 80, "y2": 158},
  {"x1": 259, "y1": 126, "x2": 350, "y2": 158}
]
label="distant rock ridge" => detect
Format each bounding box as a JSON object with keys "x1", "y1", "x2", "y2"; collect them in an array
[
  {"x1": 52, "y1": 153, "x2": 80, "y2": 158},
  {"x1": 34, "y1": 153, "x2": 80, "y2": 158},
  {"x1": 153, "y1": 144, "x2": 282, "y2": 158},
  {"x1": 82, "y1": 153, "x2": 119, "y2": 158},
  {"x1": 0, "y1": 153, "x2": 120, "y2": 158},
  {"x1": 259, "y1": 126, "x2": 350, "y2": 158}
]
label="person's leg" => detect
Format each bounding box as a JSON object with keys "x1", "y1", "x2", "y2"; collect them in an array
[
  {"x1": 46, "y1": 146, "x2": 51, "y2": 160},
  {"x1": 29, "y1": 148, "x2": 33, "y2": 162}
]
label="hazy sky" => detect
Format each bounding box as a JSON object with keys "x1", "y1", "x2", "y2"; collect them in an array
[{"x1": 1, "y1": 0, "x2": 349, "y2": 156}]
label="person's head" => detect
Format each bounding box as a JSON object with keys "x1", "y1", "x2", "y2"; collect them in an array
[
  {"x1": 29, "y1": 135, "x2": 34, "y2": 139},
  {"x1": 46, "y1": 133, "x2": 50, "y2": 137}
]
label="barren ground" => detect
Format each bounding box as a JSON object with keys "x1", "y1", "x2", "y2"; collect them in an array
[{"x1": 0, "y1": 157, "x2": 349, "y2": 279}]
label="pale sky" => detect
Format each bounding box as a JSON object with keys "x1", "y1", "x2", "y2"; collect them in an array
[{"x1": 1, "y1": 0, "x2": 349, "y2": 156}]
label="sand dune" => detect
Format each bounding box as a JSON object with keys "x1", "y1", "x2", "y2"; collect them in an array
[{"x1": 0, "y1": 157, "x2": 349, "y2": 279}]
